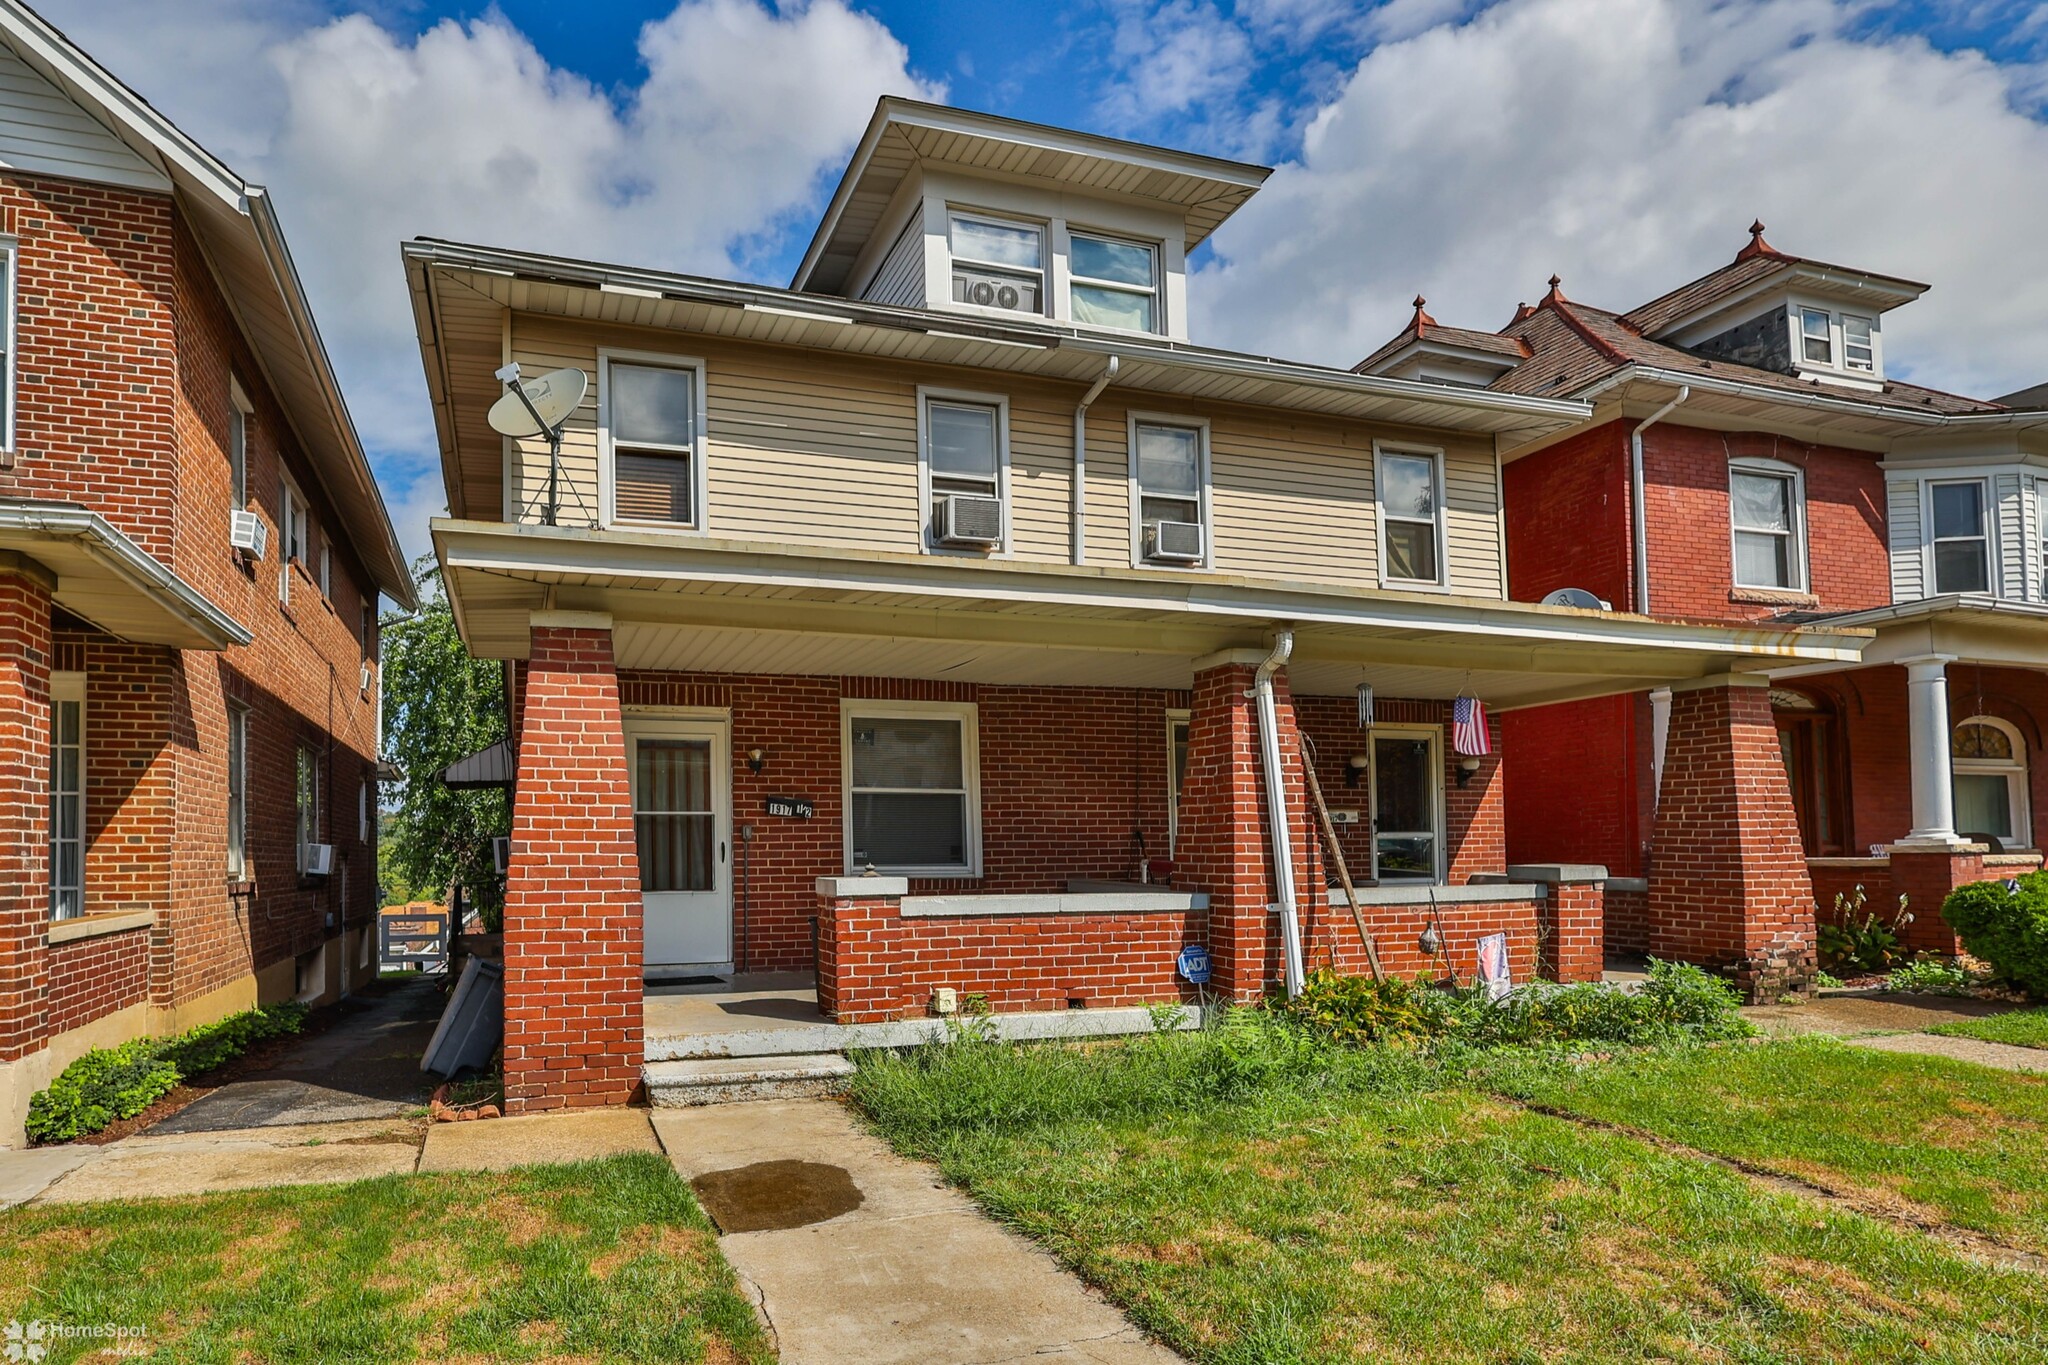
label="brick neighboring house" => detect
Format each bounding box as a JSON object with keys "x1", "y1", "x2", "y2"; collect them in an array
[
  {"x1": 406, "y1": 99, "x2": 1863, "y2": 1113},
  {"x1": 1356, "y1": 223, "x2": 2048, "y2": 977},
  {"x1": 0, "y1": 4, "x2": 413, "y2": 1146}
]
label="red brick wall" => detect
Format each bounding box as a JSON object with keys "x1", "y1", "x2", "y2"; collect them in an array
[
  {"x1": 46, "y1": 927, "x2": 149, "y2": 1035},
  {"x1": 1501, "y1": 693, "x2": 1647, "y2": 876},
  {"x1": 1305, "y1": 893, "x2": 1542, "y2": 985},
  {"x1": 1504, "y1": 420, "x2": 1634, "y2": 611},
  {"x1": 1605, "y1": 883, "x2": 1649, "y2": 956},
  {"x1": 0, "y1": 570, "x2": 53, "y2": 1063},
  {"x1": 503, "y1": 625, "x2": 643, "y2": 1112},
  {"x1": 1641, "y1": 426, "x2": 1888, "y2": 623}
]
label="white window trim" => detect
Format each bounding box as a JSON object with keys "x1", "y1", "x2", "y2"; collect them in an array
[
  {"x1": 1728, "y1": 457, "x2": 1810, "y2": 593},
  {"x1": 1165, "y1": 709, "x2": 1191, "y2": 856},
  {"x1": 597, "y1": 348, "x2": 711, "y2": 536},
  {"x1": 1797, "y1": 305, "x2": 1834, "y2": 367},
  {"x1": 945, "y1": 208, "x2": 1048, "y2": 322},
  {"x1": 1788, "y1": 300, "x2": 1885, "y2": 382},
  {"x1": 226, "y1": 700, "x2": 249, "y2": 879},
  {"x1": 1923, "y1": 476, "x2": 1997, "y2": 597},
  {"x1": 1367, "y1": 722, "x2": 1446, "y2": 884},
  {"x1": 1373, "y1": 442, "x2": 1451, "y2": 591},
  {"x1": 1065, "y1": 225, "x2": 1164, "y2": 337},
  {"x1": 1953, "y1": 715, "x2": 2030, "y2": 848},
  {"x1": 839, "y1": 699, "x2": 983, "y2": 878},
  {"x1": 0, "y1": 235, "x2": 17, "y2": 456},
  {"x1": 1842, "y1": 312, "x2": 1876, "y2": 372},
  {"x1": 917, "y1": 386, "x2": 1011, "y2": 556},
  {"x1": 228, "y1": 376, "x2": 253, "y2": 510},
  {"x1": 1127, "y1": 412, "x2": 1213, "y2": 570},
  {"x1": 49, "y1": 672, "x2": 85, "y2": 919}
]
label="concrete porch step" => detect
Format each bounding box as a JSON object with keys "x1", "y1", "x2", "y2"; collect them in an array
[
  {"x1": 645, "y1": 1003, "x2": 1197, "y2": 1061},
  {"x1": 643, "y1": 1054, "x2": 858, "y2": 1107}
]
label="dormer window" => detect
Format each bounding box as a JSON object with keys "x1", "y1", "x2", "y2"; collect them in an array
[
  {"x1": 1843, "y1": 314, "x2": 1875, "y2": 371},
  {"x1": 1800, "y1": 308, "x2": 1832, "y2": 365},
  {"x1": 1070, "y1": 232, "x2": 1158, "y2": 332},
  {"x1": 949, "y1": 213, "x2": 1043, "y2": 316}
]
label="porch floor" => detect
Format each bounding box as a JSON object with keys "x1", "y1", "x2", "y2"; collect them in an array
[{"x1": 643, "y1": 972, "x2": 825, "y2": 1041}]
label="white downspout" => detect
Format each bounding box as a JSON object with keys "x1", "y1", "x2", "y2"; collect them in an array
[
  {"x1": 1629, "y1": 385, "x2": 1689, "y2": 614},
  {"x1": 1072, "y1": 355, "x2": 1119, "y2": 566},
  {"x1": 1253, "y1": 629, "x2": 1304, "y2": 997}
]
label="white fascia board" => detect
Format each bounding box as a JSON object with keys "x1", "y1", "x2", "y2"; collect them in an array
[{"x1": 0, "y1": 499, "x2": 251, "y2": 648}]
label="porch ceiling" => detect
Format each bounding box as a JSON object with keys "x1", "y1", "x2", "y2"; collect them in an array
[{"x1": 435, "y1": 519, "x2": 1871, "y2": 712}]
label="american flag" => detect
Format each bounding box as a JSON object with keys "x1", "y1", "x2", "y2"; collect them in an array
[{"x1": 1452, "y1": 696, "x2": 1491, "y2": 757}]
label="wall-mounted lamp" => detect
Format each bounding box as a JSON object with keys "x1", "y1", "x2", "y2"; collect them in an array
[
  {"x1": 1347, "y1": 753, "x2": 1370, "y2": 788},
  {"x1": 747, "y1": 748, "x2": 767, "y2": 775},
  {"x1": 1457, "y1": 755, "x2": 1482, "y2": 788}
]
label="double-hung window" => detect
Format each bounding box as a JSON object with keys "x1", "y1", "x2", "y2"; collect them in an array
[
  {"x1": 1843, "y1": 314, "x2": 1875, "y2": 372},
  {"x1": 1132, "y1": 418, "x2": 1206, "y2": 565},
  {"x1": 1069, "y1": 232, "x2": 1158, "y2": 332},
  {"x1": 226, "y1": 702, "x2": 248, "y2": 879},
  {"x1": 49, "y1": 673, "x2": 84, "y2": 919},
  {"x1": 0, "y1": 237, "x2": 16, "y2": 452},
  {"x1": 843, "y1": 702, "x2": 980, "y2": 877},
  {"x1": 295, "y1": 745, "x2": 322, "y2": 875},
  {"x1": 1930, "y1": 480, "x2": 1991, "y2": 594},
  {"x1": 1800, "y1": 308, "x2": 1833, "y2": 365},
  {"x1": 921, "y1": 393, "x2": 1005, "y2": 550},
  {"x1": 279, "y1": 476, "x2": 306, "y2": 604},
  {"x1": 1376, "y1": 446, "x2": 1445, "y2": 586},
  {"x1": 228, "y1": 379, "x2": 252, "y2": 508},
  {"x1": 604, "y1": 356, "x2": 705, "y2": 530},
  {"x1": 949, "y1": 213, "x2": 1043, "y2": 316},
  {"x1": 1730, "y1": 463, "x2": 1805, "y2": 591}
]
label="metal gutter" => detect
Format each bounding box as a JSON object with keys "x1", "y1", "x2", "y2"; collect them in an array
[
  {"x1": 1072, "y1": 355, "x2": 1118, "y2": 565},
  {"x1": 0, "y1": 501, "x2": 252, "y2": 648},
  {"x1": 1629, "y1": 386, "x2": 1688, "y2": 612},
  {"x1": 1577, "y1": 365, "x2": 2047, "y2": 434},
  {"x1": 1253, "y1": 630, "x2": 1304, "y2": 997}
]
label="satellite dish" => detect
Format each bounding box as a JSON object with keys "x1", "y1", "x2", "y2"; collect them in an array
[
  {"x1": 1541, "y1": 587, "x2": 1612, "y2": 611},
  {"x1": 488, "y1": 366, "x2": 587, "y2": 438}
]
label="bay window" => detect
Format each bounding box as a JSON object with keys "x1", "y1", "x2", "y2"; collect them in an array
[
  {"x1": 843, "y1": 702, "x2": 980, "y2": 877},
  {"x1": 1930, "y1": 480, "x2": 1991, "y2": 594}
]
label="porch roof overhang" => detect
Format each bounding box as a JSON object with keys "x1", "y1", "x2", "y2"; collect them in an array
[
  {"x1": 434, "y1": 519, "x2": 1869, "y2": 713},
  {"x1": 1767, "y1": 596, "x2": 2048, "y2": 676},
  {"x1": 0, "y1": 500, "x2": 251, "y2": 650}
]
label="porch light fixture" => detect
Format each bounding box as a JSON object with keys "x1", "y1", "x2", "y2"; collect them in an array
[
  {"x1": 747, "y1": 748, "x2": 767, "y2": 774},
  {"x1": 1347, "y1": 752, "x2": 1369, "y2": 788},
  {"x1": 1457, "y1": 756, "x2": 1481, "y2": 788}
]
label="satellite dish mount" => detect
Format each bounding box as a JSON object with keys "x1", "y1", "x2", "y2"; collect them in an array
[{"x1": 489, "y1": 363, "x2": 590, "y2": 526}]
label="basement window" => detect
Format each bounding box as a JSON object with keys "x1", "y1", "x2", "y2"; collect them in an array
[{"x1": 842, "y1": 701, "x2": 981, "y2": 877}]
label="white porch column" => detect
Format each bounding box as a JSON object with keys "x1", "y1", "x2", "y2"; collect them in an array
[{"x1": 1900, "y1": 654, "x2": 1964, "y2": 847}]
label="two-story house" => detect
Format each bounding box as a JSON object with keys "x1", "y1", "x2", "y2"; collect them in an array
[
  {"x1": 0, "y1": 4, "x2": 413, "y2": 1146},
  {"x1": 1355, "y1": 223, "x2": 2048, "y2": 965},
  {"x1": 407, "y1": 100, "x2": 1865, "y2": 1112}
]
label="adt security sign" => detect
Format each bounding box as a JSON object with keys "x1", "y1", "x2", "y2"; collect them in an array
[{"x1": 1177, "y1": 943, "x2": 1211, "y2": 985}]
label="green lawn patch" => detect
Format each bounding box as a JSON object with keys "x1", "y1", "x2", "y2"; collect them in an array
[
  {"x1": 854, "y1": 1025, "x2": 2048, "y2": 1362},
  {"x1": 1497, "y1": 1035, "x2": 2048, "y2": 1256},
  {"x1": 1928, "y1": 1008, "x2": 2048, "y2": 1050},
  {"x1": 0, "y1": 1154, "x2": 773, "y2": 1364}
]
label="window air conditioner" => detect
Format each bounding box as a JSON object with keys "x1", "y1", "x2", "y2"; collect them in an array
[
  {"x1": 492, "y1": 836, "x2": 512, "y2": 876},
  {"x1": 1146, "y1": 520, "x2": 1204, "y2": 563},
  {"x1": 938, "y1": 493, "x2": 1003, "y2": 546},
  {"x1": 229, "y1": 509, "x2": 268, "y2": 560},
  {"x1": 303, "y1": 843, "x2": 335, "y2": 877}
]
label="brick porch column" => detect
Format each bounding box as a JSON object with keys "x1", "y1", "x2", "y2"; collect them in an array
[
  {"x1": 501, "y1": 612, "x2": 643, "y2": 1112},
  {"x1": 1884, "y1": 845, "x2": 1986, "y2": 956},
  {"x1": 1647, "y1": 675, "x2": 1816, "y2": 1001},
  {"x1": 815, "y1": 876, "x2": 906, "y2": 1023},
  {"x1": 1510, "y1": 863, "x2": 1607, "y2": 983},
  {"x1": 0, "y1": 558, "x2": 54, "y2": 1080},
  {"x1": 1176, "y1": 650, "x2": 1314, "y2": 1003}
]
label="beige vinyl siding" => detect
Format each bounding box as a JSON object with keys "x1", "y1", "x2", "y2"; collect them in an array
[
  {"x1": 858, "y1": 217, "x2": 926, "y2": 308},
  {"x1": 0, "y1": 43, "x2": 169, "y2": 192},
  {"x1": 1887, "y1": 479, "x2": 1924, "y2": 602},
  {"x1": 501, "y1": 315, "x2": 1509, "y2": 596}
]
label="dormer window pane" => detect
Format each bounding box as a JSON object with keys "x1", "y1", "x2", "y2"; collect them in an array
[
  {"x1": 1070, "y1": 232, "x2": 1157, "y2": 332},
  {"x1": 1843, "y1": 315, "x2": 1874, "y2": 371},
  {"x1": 950, "y1": 213, "x2": 1043, "y2": 315},
  {"x1": 1931, "y1": 480, "x2": 1990, "y2": 594},
  {"x1": 1801, "y1": 308, "x2": 1832, "y2": 364}
]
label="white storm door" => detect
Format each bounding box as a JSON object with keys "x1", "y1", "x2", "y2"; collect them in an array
[{"x1": 627, "y1": 718, "x2": 732, "y2": 969}]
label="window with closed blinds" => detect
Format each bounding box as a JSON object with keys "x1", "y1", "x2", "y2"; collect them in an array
[
  {"x1": 609, "y1": 361, "x2": 701, "y2": 527},
  {"x1": 844, "y1": 706, "x2": 978, "y2": 875}
]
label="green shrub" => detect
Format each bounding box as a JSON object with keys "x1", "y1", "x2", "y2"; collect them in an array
[
  {"x1": 25, "y1": 1002, "x2": 311, "y2": 1144},
  {"x1": 1885, "y1": 958, "x2": 1975, "y2": 995},
  {"x1": 1285, "y1": 968, "x2": 1437, "y2": 1044},
  {"x1": 1944, "y1": 872, "x2": 2048, "y2": 998}
]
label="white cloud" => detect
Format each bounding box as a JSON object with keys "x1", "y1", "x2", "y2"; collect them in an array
[
  {"x1": 1096, "y1": 0, "x2": 1256, "y2": 128},
  {"x1": 37, "y1": 0, "x2": 936, "y2": 565},
  {"x1": 1195, "y1": 0, "x2": 2048, "y2": 399}
]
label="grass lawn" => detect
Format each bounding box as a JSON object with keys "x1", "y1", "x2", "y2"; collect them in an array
[
  {"x1": 0, "y1": 1154, "x2": 772, "y2": 1364},
  {"x1": 1499, "y1": 1035, "x2": 2048, "y2": 1256},
  {"x1": 1928, "y1": 1008, "x2": 2048, "y2": 1050},
  {"x1": 854, "y1": 1029, "x2": 2048, "y2": 1363}
]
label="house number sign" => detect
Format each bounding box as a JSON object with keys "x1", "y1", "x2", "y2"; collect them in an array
[{"x1": 763, "y1": 796, "x2": 816, "y2": 819}]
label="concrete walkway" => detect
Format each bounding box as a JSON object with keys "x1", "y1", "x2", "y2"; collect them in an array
[
  {"x1": 1846, "y1": 1031, "x2": 2048, "y2": 1072},
  {"x1": 654, "y1": 1099, "x2": 1184, "y2": 1365},
  {"x1": 1746, "y1": 991, "x2": 2016, "y2": 1037}
]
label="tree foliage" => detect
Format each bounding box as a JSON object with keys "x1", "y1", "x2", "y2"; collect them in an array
[{"x1": 382, "y1": 556, "x2": 509, "y2": 922}]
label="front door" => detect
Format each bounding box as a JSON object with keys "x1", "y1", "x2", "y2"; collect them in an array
[
  {"x1": 626, "y1": 717, "x2": 732, "y2": 971},
  {"x1": 1371, "y1": 730, "x2": 1440, "y2": 882}
]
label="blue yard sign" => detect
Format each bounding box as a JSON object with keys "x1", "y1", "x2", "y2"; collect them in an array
[{"x1": 1177, "y1": 943, "x2": 1211, "y2": 985}]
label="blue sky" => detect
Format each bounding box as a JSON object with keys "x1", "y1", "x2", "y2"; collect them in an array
[{"x1": 34, "y1": 0, "x2": 2048, "y2": 574}]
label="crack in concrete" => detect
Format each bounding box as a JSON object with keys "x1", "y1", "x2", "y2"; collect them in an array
[
  {"x1": 739, "y1": 1269, "x2": 781, "y2": 1356},
  {"x1": 1517, "y1": 1100, "x2": 2048, "y2": 1277},
  {"x1": 964, "y1": 1324, "x2": 1150, "y2": 1365}
]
